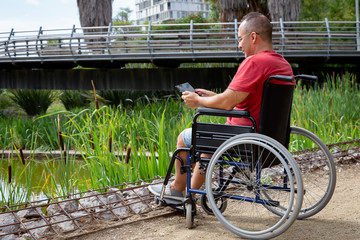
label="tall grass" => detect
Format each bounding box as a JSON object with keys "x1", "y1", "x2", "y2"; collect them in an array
[
  {"x1": 61, "y1": 98, "x2": 192, "y2": 189},
  {"x1": 0, "y1": 150, "x2": 37, "y2": 207},
  {"x1": 0, "y1": 116, "x2": 63, "y2": 151},
  {"x1": 0, "y1": 73, "x2": 360, "y2": 205},
  {"x1": 292, "y1": 72, "x2": 360, "y2": 143}
]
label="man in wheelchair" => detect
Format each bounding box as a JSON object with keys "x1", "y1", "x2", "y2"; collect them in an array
[{"x1": 149, "y1": 12, "x2": 294, "y2": 204}]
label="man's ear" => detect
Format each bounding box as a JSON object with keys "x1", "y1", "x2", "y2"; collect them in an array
[
  {"x1": 251, "y1": 32, "x2": 258, "y2": 42},
  {"x1": 251, "y1": 33, "x2": 256, "y2": 41},
  {"x1": 251, "y1": 32, "x2": 256, "y2": 41}
]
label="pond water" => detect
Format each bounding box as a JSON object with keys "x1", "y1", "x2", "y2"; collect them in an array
[{"x1": 0, "y1": 159, "x2": 88, "y2": 204}]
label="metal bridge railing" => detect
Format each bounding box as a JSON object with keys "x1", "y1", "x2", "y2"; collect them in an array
[
  {"x1": 272, "y1": 19, "x2": 359, "y2": 55},
  {"x1": 0, "y1": 19, "x2": 359, "y2": 64}
]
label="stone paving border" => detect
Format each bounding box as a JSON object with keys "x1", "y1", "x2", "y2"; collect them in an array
[{"x1": 0, "y1": 177, "x2": 172, "y2": 240}]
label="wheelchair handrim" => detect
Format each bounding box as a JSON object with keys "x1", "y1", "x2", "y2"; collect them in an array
[{"x1": 205, "y1": 134, "x2": 303, "y2": 237}]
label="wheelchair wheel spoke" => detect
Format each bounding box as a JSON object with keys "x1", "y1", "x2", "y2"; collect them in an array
[{"x1": 205, "y1": 133, "x2": 303, "y2": 239}]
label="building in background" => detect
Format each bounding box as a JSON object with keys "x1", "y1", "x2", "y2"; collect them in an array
[{"x1": 135, "y1": 0, "x2": 210, "y2": 24}]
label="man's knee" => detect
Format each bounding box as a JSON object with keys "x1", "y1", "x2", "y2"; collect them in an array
[
  {"x1": 177, "y1": 132, "x2": 185, "y2": 148},
  {"x1": 178, "y1": 128, "x2": 192, "y2": 148}
]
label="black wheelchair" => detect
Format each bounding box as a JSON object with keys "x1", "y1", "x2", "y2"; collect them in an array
[{"x1": 154, "y1": 75, "x2": 336, "y2": 239}]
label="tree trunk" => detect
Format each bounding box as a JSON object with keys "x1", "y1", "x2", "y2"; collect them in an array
[
  {"x1": 267, "y1": 0, "x2": 301, "y2": 21},
  {"x1": 218, "y1": 0, "x2": 269, "y2": 22},
  {"x1": 77, "y1": 0, "x2": 113, "y2": 36},
  {"x1": 218, "y1": 0, "x2": 247, "y2": 22}
]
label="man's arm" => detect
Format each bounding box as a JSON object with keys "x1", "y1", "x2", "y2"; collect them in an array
[{"x1": 182, "y1": 88, "x2": 249, "y2": 110}]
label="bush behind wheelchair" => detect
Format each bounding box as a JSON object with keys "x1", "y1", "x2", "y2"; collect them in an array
[{"x1": 154, "y1": 75, "x2": 336, "y2": 239}]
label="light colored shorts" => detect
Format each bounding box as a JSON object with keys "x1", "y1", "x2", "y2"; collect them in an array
[{"x1": 181, "y1": 128, "x2": 192, "y2": 148}]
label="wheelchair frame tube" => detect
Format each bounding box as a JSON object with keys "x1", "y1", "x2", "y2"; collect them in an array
[{"x1": 160, "y1": 147, "x2": 189, "y2": 200}]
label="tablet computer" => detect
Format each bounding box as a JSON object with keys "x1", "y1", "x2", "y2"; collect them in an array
[{"x1": 175, "y1": 82, "x2": 195, "y2": 93}]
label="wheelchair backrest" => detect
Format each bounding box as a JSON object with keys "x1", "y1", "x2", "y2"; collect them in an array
[{"x1": 258, "y1": 75, "x2": 295, "y2": 149}]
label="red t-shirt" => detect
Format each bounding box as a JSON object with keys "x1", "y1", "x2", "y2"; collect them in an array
[{"x1": 226, "y1": 51, "x2": 294, "y2": 129}]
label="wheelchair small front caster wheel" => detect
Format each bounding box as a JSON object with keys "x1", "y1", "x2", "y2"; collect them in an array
[
  {"x1": 185, "y1": 203, "x2": 194, "y2": 229},
  {"x1": 200, "y1": 194, "x2": 227, "y2": 215}
]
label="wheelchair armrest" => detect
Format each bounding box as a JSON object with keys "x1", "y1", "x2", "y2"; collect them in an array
[{"x1": 197, "y1": 107, "x2": 250, "y2": 118}]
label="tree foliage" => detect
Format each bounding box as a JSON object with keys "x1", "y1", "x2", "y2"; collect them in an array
[
  {"x1": 205, "y1": 0, "x2": 354, "y2": 22},
  {"x1": 173, "y1": 12, "x2": 210, "y2": 24},
  {"x1": 113, "y1": 7, "x2": 133, "y2": 26},
  {"x1": 299, "y1": 0, "x2": 356, "y2": 21},
  {"x1": 150, "y1": 12, "x2": 211, "y2": 31},
  {"x1": 207, "y1": 0, "x2": 221, "y2": 22}
]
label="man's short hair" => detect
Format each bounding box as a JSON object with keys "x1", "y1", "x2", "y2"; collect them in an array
[{"x1": 241, "y1": 12, "x2": 272, "y2": 43}]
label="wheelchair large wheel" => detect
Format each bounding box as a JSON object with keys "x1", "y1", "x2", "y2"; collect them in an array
[
  {"x1": 289, "y1": 126, "x2": 336, "y2": 219},
  {"x1": 205, "y1": 133, "x2": 303, "y2": 240}
]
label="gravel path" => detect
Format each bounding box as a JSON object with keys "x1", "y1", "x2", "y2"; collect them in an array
[{"x1": 72, "y1": 164, "x2": 360, "y2": 240}]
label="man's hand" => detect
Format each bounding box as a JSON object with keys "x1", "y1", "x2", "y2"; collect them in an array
[
  {"x1": 181, "y1": 91, "x2": 201, "y2": 108},
  {"x1": 182, "y1": 88, "x2": 249, "y2": 110},
  {"x1": 195, "y1": 89, "x2": 216, "y2": 97}
]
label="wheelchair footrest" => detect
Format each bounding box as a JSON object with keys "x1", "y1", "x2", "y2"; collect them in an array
[
  {"x1": 154, "y1": 196, "x2": 186, "y2": 213},
  {"x1": 154, "y1": 196, "x2": 183, "y2": 206},
  {"x1": 154, "y1": 196, "x2": 198, "y2": 214}
]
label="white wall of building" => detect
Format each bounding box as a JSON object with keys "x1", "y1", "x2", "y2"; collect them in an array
[{"x1": 135, "y1": 0, "x2": 209, "y2": 24}]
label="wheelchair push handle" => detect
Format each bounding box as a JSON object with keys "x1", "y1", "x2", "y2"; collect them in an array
[
  {"x1": 267, "y1": 75, "x2": 294, "y2": 83},
  {"x1": 266, "y1": 74, "x2": 318, "y2": 83}
]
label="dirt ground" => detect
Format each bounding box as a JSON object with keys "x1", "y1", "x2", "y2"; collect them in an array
[{"x1": 74, "y1": 164, "x2": 360, "y2": 240}]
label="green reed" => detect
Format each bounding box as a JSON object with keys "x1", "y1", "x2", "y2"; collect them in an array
[
  {"x1": 0, "y1": 116, "x2": 62, "y2": 151},
  {"x1": 292, "y1": 72, "x2": 360, "y2": 143},
  {"x1": 60, "y1": 98, "x2": 194, "y2": 190},
  {"x1": 0, "y1": 73, "x2": 360, "y2": 204},
  {"x1": 0, "y1": 150, "x2": 35, "y2": 207}
]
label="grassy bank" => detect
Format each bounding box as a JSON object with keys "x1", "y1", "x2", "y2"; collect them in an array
[
  {"x1": 1, "y1": 73, "x2": 359, "y2": 206},
  {"x1": 292, "y1": 73, "x2": 360, "y2": 143}
]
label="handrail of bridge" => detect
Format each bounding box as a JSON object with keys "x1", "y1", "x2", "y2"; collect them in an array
[{"x1": 0, "y1": 19, "x2": 359, "y2": 65}]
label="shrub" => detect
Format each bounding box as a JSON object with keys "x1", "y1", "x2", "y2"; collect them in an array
[
  {"x1": 98, "y1": 90, "x2": 176, "y2": 108},
  {"x1": 0, "y1": 90, "x2": 15, "y2": 110},
  {"x1": 60, "y1": 90, "x2": 90, "y2": 110},
  {"x1": 9, "y1": 89, "x2": 57, "y2": 116}
]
